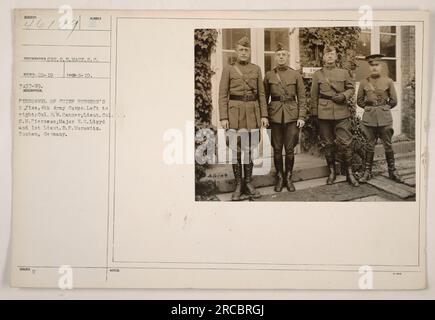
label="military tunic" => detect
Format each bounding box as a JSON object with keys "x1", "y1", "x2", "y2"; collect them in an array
[
  {"x1": 310, "y1": 66, "x2": 355, "y2": 120},
  {"x1": 310, "y1": 65, "x2": 355, "y2": 149},
  {"x1": 219, "y1": 61, "x2": 268, "y2": 130},
  {"x1": 357, "y1": 75, "x2": 397, "y2": 153},
  {"x1": 357, "y1": 75, "x2": 397, "y2": 127},
  {"x1": 264, "y1": 66, "x2": 307, "y2": 156},
  {"x1": 264, "y1": 66, "x2": 308, "y2": 123}
]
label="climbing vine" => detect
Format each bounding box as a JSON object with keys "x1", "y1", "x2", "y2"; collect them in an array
[{"x1": 194, "y1": 29, "x2": 218, "y2": 188}]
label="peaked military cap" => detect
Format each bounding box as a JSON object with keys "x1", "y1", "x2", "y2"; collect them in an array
[
  {"x1": 365, "y1": 53, "x2": 385, "y2": 64},
  {"x1": 275, "y1": 42, "x2": 286, "y2": 52},
  {"x1": 323, "y1": 45, "x2": 336, "y2": 54},
  {"x1": 237, "y1": 36, "x2": 250, "y2": 48}
]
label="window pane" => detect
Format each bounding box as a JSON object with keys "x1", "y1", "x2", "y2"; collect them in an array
[
  {"x1": 222, "y1": 51, "x2": 237, "y2": 66},
  {"x1": 264, "y1": 53, "x2": 273, "y2": 73},
  {"x1": 380, "y1": 26, "x2": 396, "y2": 33},
  {"x1": 380, "y1": 60, "x2": 397, "y2": 81},
  {"x1": 380, "y1": 34, "x2": 396, "y2": 57},
  {"x1": 222, "y1": 29, "x2": 250, "y2": 50},
  {"x1": 264, "y1": 28, "x2": 289, "y2": 52},
  {"x1": 355, "y1": 59, "x2": 371, "y2": 82},
  {"x1": 356, "y1": 32, "x2": 371, "y2": 57}
]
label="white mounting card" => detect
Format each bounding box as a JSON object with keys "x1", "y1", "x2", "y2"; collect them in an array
[{"x1": 10, "y1": 9, "x2": 429, "y2": 289}]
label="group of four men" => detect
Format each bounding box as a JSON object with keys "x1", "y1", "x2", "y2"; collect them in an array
[{"x1": 218, "y1": 36, "x2": 403, "y2": 201}]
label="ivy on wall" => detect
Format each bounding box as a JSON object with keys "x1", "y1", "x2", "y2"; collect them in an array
[
  {"x1": 299, "y1": 27, "x2": 361, "y2": 68},
  {"x1": 194, "y1": 29, "x2": 218, "y2": 189}
]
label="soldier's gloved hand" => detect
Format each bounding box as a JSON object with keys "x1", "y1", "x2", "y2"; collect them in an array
[
  {"x1": 296, "y1": 119, "x2": 305, "y2": 128},
  {"x1": 261, "y1": 117, "x2": 269, "y2": 128},
  {"x1": 332, "y1": 93, "x2": 346, "y2": 104},
  {"x1": 220, "y1": 120, "x2": 229, "y2": 130}
]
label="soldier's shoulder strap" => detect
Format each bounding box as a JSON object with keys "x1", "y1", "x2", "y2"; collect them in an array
[
  {"x1": 318, "y1": 68, "x2": 339, "y2": 93},
  {"x1": 231, "y1": 64, "x2": 257, "y2": 95},
  {"x1": 274, "y1": 69, "x2": 291, "y2": 97}
]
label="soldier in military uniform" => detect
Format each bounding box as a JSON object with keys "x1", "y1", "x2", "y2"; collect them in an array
[
  {"x1": 264, "y1": 43, "x2": 307, "y2": 192},
  {"x1": 219, "y1": 36, "x2": 269, "y2": 201},
  {"x1": 357, "y1": 54, "x2": 403, "y2": 183},
  {"x1": 310, "y1": 45, "x2": 359, "y2": 187}
]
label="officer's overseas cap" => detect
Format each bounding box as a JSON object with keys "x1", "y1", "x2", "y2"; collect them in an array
[
  {"x1": 275, "y1": 42, "x2": 287, "y2": 52},
  {"x1": 237, "y1": 36, "x2": 250, "y2": 48},
  {"x1": 323, "y1": 45, "x2": 336, "y2": 54},
  {"x1": 365, "y1": 54, "x2": 385, "y2": 64}
]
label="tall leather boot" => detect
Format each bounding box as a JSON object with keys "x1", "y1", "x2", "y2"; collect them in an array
[
  {"x1": 244, "y1": 162, "x2": 261, "y2": 199},
  {"x1": 344, "y1": 148, "x2": 359, "y2": 187},
  {"x1": 273, "y1": 153, "x2": 284, "y2": 192},
  {"x1": 385, "y1": 151, "x2": 404, "y2": 183},
  {"x1": 359, "y1": 151, "x2": 374, "y2": 184},
  {"x1": 231, "y1": 162, "x2": 243, "y2": 201},
  {"x1": 284, "y1": 154, "x2": 296, "y2": 192},
  {"x1": 325, "y1": 156, "x2": 337, "y2": 185}
]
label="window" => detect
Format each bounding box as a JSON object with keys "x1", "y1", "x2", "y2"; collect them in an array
[
  {"x1": 221, "y1": 29, "x2": 250, "y2": 66},
  {"x1": 355, "y1": 26, "x2": 398, "y2": 82},
  {"x1": 355, "y1": 28, "x2": 372, "y2": 81},
  {"x1": 379, "y1": 26, "x2": 397, "y2": 81},
  {"x1": 264, "y1": 28, "x2": 290, "y2": 73}
]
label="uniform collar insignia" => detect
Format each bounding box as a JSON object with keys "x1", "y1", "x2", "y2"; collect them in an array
[
  {"x1": 323, "y1": 64, "x2": 335, "y2": 70},
  {"x1": 274, "y1": 65, "x2": 289, "y2": 72}
]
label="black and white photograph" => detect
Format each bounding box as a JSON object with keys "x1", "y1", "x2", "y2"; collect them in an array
[
  {"x1": 5, "y1": 8, "x2": 429, "y2": 292},
  {"x1": 195, "y1": 26, "x2": 417, "y2": 202}
]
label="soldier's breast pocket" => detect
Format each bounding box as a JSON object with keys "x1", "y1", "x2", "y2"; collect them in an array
[
  {"x1": 283, "y1": 79, "x2": 296, "y2": 96},
  {"x1": 245, "y1": 72, "x2": 259, "y2": 88},
  {"x1": 229, "y1": 74, "x2": 243, "y2": 89},
  {"x1": 331, "y1": 80, "x2": 345, "y2": 92},
  {"x1": 318, "y1": 80, "x2": 330, "y2": 92},
  {"x1": 267, "y1": 78, "x2": 280, "y2": 93}
]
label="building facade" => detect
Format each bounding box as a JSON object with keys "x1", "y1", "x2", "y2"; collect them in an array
[{"x1": 210, "y1": 26, "x2": 416, "y2": 154}]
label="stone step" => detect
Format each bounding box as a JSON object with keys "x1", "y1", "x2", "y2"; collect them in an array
[
  {"x1": 216, "y1": 176, "x2": 347, "y2": 201},
  {"x1": 215, "y1": 141, "x2": 415, "y2": 164},
  {"x1": 199, "y1": 134, "x2": 416, "y2": 191},
  {"x1": 200, "y1": 152, "x2": 415, "y2": 195},
  {"x1": 373, "y1": 151, "x2": 415, "y2": 163},
  {"x1": 367, "y1": 175, "x2": 416, "y2": 199},
  {"x1": 374, "y1": 140, "x2": 415, "y2": 156},
  {"x1": 202, "y1": 153, "x2": 329, "y2": 194}
]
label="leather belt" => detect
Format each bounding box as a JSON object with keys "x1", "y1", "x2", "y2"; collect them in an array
[
  {"x1": 271, "y1": 95, "x2": 296, "y2": 102},
  {"x1": 319, "y1": 93, "x2": 333, "y2": 100},
  {"x1": 229, "y1": 94, "x2": 257, "y2": 102},
  {"x1": 367, "y1": 101, "x2": 388, "y2": 107}
]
